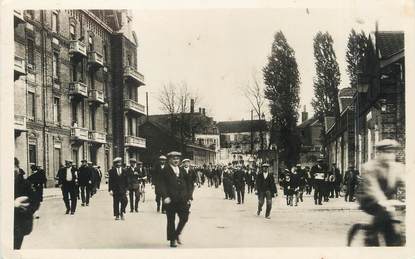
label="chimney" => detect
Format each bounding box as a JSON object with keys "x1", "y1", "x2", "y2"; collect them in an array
[
  {"x1": 301, "y1": 105, "x2": 308, "y2": 122},
  {"x1": 190, "y1": 99, "x2": 195, "y2": 113},
  {"x1": 202, "y1": 108, "x2": 206, "y2": 116}
]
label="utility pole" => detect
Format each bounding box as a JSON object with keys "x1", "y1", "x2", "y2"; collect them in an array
[{"x1": 145, "y1": 91, "x2": 149, "y2": 121}]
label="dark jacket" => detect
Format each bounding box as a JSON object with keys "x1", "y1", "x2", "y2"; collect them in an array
[
  {"x1": 152, "y1": 164, "x2": 166, "y2": 193},
  {"x1": 78, "y1": 165, "x2": 93, "y2": 186},
  {"x1": 233, "y1": 169, "x2": 245, "y2": 189},
  {"x1": 56, "y1": 166, "x2": 78, "y2": 186},
  {"x1": 108, "y1": 167, "x2": 128, "y2": 194},
  {"x1": 126, "y1": 166, "x2": 141, "y2": 190},
  {"x1": 256, "y1": 172, "x2": 277, "y2": 194},
  {"x1": 182, "y1": 167, "x2": 197, "y2": 200},
  {"x1": 159, "y1": 165, "x2": 191, "y2": 203}
]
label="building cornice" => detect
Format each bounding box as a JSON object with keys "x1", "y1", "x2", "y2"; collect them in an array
[{"x1": 81, "y1": 10, "x2": 114, "y2": 34}]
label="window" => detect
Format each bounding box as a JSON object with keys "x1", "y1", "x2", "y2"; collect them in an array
[
  {"x1": 52, "y1": 12, "x2": 58, "y2": 33},
  {"x1": 103, "y1": 77, "x2": 108, "y2": 99},
  {"x1": 88, "y1": 35, "x2": 93, "y2": 51},
  {"x1": 53, "y1": 97, "x2": 61, "y2": 123},
  {"x1": 89, "y1": 72, "x2": 95, "y2": 89},
  {"x1": 80, "y1": 101, "x2": 85, "y2": 127},
  {"x1": 29, "y1": 144, "x2": 37, "y2": 165},
  {"x1": 105, "y1": 150, "x2": 110, "y2": 172},
  {"x1": 104, "y1": 112, "x2": 109, "y2": 132},
  {"x1": 90, "y1": 109, "x2": 96, "y2": 130},
  {"x1": 53, "y1": 147, "x2": 62, "y2": 174},
  {"x1": 128, "y1": 117, "x2": 133, "y2": 135},
  {"x1": 69, "y1": 24, "x2": 76, "y2": 40},
  {"x1": 72, "y1": 149, "x2": 79, "y2": 167},
  {"x1": 27, "y1": 39, "x2": 35, "y2": 67},
  {"x1": 71, "y1": 101, "x2": 77, "y2": 125},
  {"x1": 27, "y1": 92, "x2": 35, "y2": 120},
  {"x1": 127, "y1": 52, "x2": 132, "y2": 66},
  {"x1": 26, "y1": 10, "x2": 35, "y2": 19},
  {"x1": 103, "y1": 44, "x2": 108, "y2": 64},
  {"x1": 52, "y1": 52, "x2": 59, "y2": 80}
]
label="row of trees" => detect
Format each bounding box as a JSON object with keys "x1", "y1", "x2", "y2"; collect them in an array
[{"x1": 261, "y1": 29, "x2": 368, "y2": 168}]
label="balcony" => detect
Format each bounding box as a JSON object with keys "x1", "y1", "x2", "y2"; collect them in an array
[
  {"x1": 69, "y1": 40, "x2": 87, "y2": 58},
  {"x1": 14, "y1": 56, "x2": 26, "y2": 81},
  {"x1": 69, "y1": 82, "x2": 88, "y2": 98},
  {"x1": 125, "y1": 135, "x2": 146, "y2": 148},
  {"x1": 89, "y1": 131, "x2": 106, "y2": 144},
  {"x1": 71, "y1": 127, "x2": 89, "y2": 141},
  {"x1": 88, "y1": 89, "x2": 105, "y2": 104},
  {"x1": 123, "y1": 66, "x2": 145, "y2": 86},
  {"x1": 124, "y1": 99, "x2": 145, "y2": 115},
  {"x1": 14, "y1": 115, "x2": 27, "y2": 132},
  {"x1": 14, "y1": 10, "x2": 25, "y2": 27},
  {"x1": 88, "y1": 51, "x2": 104, "y2": 68}
]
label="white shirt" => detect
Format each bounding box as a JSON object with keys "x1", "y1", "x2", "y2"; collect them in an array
[
  {"x1": 161, "y1": 164, "x2": 165, "y2": 169},
  {"x1": 263, "y1": 172, "x2": 269, "y2": 179},
  {"x1": 170, "y1": 165, "x2": 180, "y2": 177},
  {"x1": 66, "y1": 167, "x2": 72, "y2": 181},
  {"x1": 184, "y1": 167, "x2": 189, "y2": 174},
  {"x1": 117, "y1": 167, "x2": 122, "y2": 176}
]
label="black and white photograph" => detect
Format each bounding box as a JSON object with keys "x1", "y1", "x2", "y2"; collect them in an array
[{"x1": 1, "y1": 1, "x2": 415, "y2": 258}]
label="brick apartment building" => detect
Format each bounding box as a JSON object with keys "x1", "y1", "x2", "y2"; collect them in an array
[{"x1": 13, "y1": 10, "x2": 146, "y2": 186}]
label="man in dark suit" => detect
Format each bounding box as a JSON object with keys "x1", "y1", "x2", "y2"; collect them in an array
[
  {"x1": 126, "y1": 158, "x2": 140, "y2": 213},
  {"x1": 108, "y1": 157, "x2": 129, "y2": 220},
  {"x1": 56, "y1": 160, "x2": 78, "y2": 215},
  {"x1": 310, "y1": 158, "x2": 328, "y2": 205},
  {"x1": 181, "y1": 158, "x2": 197, "y2": 202},
  {"x1": 78, "y1": 159, "x2": 93, "y2": 206},
  {"x1": 256, "y1": 163, "x2": 277, "y2": 219},
  {"x1": 152, "y1": 155, "x2": 167, "y2": 213},
  {"x1": 159, "y1": 151, "x2": 192, "y2": 248},
  {"x1": 233, "y1": 164, "x2": 246, "y2": 204}
]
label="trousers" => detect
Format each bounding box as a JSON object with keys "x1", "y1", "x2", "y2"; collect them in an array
[
  {"x1": 113, "y1": 192, "x2": 128, "y2": 217},
  {"x1": 236, "y1": 185, "x2": 245, "y2": 204},
  {"x1": 61, "y1": 184, "x2": 77, "y2": 212},
  {"x1": 165, "y1": 201, "x2": 190, "y2": 241},
  {"x1": 129, "y1": 188, "x2": 140, "y2": 211},
  {"x1": 258, "y1": 191, "x2": 272, "y2": 216}
]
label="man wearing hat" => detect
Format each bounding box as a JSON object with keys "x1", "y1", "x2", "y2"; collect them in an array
[
  {"x1": 181, "y1": 158, "x2": 197, "y2": 202},
  {"x1": 233, "y1": 164, "x2": 246, "y2": 204},
  {"x1": 78, "y1": 159, "x2": 93, "y2": 206},
  {"x1": 159, "y1": 151, "x2": 192, "y2": 247},
  {"x1": 255, "y1": 163, "x2": 277, "y2": 219},
  {"x1": 27, "y1": 164, "x2": 47, "y2": 208},
  {"x1": 126, "y1": 158, "x2": 141, "y2": 212},
  {"x1": 310, "y1": 158, "x2": 328, "y2": 205},
  {"x1": 356, "y1": 139, "x2": 405, "y2": 246},
  {"x1": 56, "y1": 160, "x2": 78, "y2": 214},
  {"x1": 152, "y1": 155, "x2": 167, "y2": 213},
  {"x1": 108, "y1": 157, "x2": 129, "y2": 220},
  {"x1": 343, "y1": 164, "x2": 359, "y2": 202}
]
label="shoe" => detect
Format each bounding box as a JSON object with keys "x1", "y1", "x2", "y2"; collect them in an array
[
  {"x1": 157, "y1": 207, "x2": 160, "y2": 212},
  {"x1": 170, "y1": 240, "x2": 177, "y2": 248},
  {"x1": 86, "y1": 203, "x2": 89, "y2": 206},
  {"x1": 176, "y1": 236, "x2": 182, "y2": 245},
  {"x1": 135, "y1": 209, "x2": 138, "y2": 213},
  {"x1": 65, "y1": 209, "x2": 70, "y2": 214},
  {"x1": 265, "y1": 216, "x2": 271, "y2": 219},
  {"x1": 70, "y1": 212, "x2": 75, "y2": 215},
  {"x1": 115, "y1": 216, "x2": 120, "y2": 220},
  {"x1": 257, "y1": 210, "x2": 261, "y2": 216},
  {"x1": 130, "y1": 210, "x2": 134, "y2": 213},
  {"x1": 237, "y1": 202, "x2": 241, "y2": 204},
  {"x1": 121, "y1": 214, "x2": 125, "y2": 220},
  {"x1": 81, "y1": 203, "x2": 85, "y2": 207}
]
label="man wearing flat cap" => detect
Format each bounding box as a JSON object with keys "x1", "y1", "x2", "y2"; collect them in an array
[
  {"x1": 181, "y1": 158, "x2": 197, "y2": 202},
  {"x1": 159, "y1": 151, "x2": 192, "y2": 247},
  {"x1": 78, "y1": 159, "x2": 93, "y2": 206},
  {"x1": 56, "y1": 159, "x2": 78, "y2": 215},
  {"x1": 255, "y1": 163, "x2": 277, "y2": 219},
  {"x1": 126, "y1": 158, "x2": 146, "y2": 212},
  {"x1": 108, "y1": 157, "x2": 128, "y2": 220},
  {"x1": 310, "y1": 157, "x2": 328, "y2": 205},
  {"x1": 152, "y1": 155, "x2": 167, "y2": 213}
]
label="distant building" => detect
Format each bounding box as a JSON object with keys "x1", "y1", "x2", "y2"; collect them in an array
[
  {"x1": 217, "y1": 120, "x2": 269, "y2": 164},
  {"x1": 297, "y1": 106, "x2": 323, "y2": 167}
]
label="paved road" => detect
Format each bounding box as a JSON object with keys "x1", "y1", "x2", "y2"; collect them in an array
[{"x1": 23, "y1": 185, "x2": 373, "y2": 249}]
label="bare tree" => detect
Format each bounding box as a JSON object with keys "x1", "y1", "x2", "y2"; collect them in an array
[
  {"x1": 243, "y1": 71, "x2": 266, "y2": 120},
  {"x1": 157, "y1": 82, "x2": 179, "y2": 114}
]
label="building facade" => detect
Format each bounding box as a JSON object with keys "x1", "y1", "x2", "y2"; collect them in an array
[
  {"x1": 297, "y1": 107, "x2": 323, "y2": 167},
  {"x1": 13, "y1": 10, "x2": 146, "y2": 186}
]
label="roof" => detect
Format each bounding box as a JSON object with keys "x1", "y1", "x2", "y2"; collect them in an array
[
  {"x1": 217, "y1": 120, "x2": 268, "y2": 133},
  {"x1": 324, "y1": 117, "x2": 336, "y2": 133},
  {"x1": 376, "y1": 31, "x2": 404, "y2": 59},
  {"x1": 298, "y1": 117, "x2": 320, "y2": 128}
]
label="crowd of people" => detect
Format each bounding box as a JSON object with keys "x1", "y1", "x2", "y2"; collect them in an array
[{"x1": 13, "y1": 138, "x2": 405, "y2": 248}]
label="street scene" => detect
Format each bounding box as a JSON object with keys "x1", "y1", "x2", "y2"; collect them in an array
[{"x1": 11, "y1": 7, "x2": 406, "y2": 251}]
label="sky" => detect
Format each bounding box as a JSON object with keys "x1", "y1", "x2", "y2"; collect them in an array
[{"x1": 132, "y1": 7, "x2": 407, "y2": 122}]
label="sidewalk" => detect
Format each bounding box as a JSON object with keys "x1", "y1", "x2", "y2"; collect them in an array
[{"x1": 43, "y1": 187, "x2": 106, "y2": 199}]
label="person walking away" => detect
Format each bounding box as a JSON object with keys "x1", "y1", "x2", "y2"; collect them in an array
[
  {"x1": 108, "y1": 157, "x2": 129, "y2": 220},
  {"x1": 222, "y1": 165, "x2": 231, "y2": 199},
  {"x1": 78, "y1": 159, "x2": 93, "y2": 206},
  {"x1": 344, "y1": 164, "x2": 359, "y2": 202},
  {"x1": 96, "y1": 166, "x2": 103, "y2": 190},
  {"x1": 333, "y1": 165, "x2": 342, "y2": 198},
  {"x1": 296, "y1": 164, "x2": 306, "y2": 202},
  {"x1": 256, "y1": 163, "x2": 277, "y2": 219},
  {"x1": 126, "y1": 158, "x2": 140, "y2": 213},
  {"x1": 159, "y1": 151, "x2": 192, "y2": 248},
  {"x1": 289, "y1": 167, "x2": 301, "y2": 206},
  {"x1": 56, "y1": 160, "x2": 78, "y2": 214},
  {"x1": 356, "y1": 139, "x2": 405, "y2": 246},
  {"x1": 233, "y1": 164, "x2": 246, "y2": 204},
  {"x1": 14, "y1": 158, "x2": 39, "y2": 249},
  {"x1": 152, "y1": 155, "x2": 167, "y2": 213},
  {"x1": 304, "y1": 166, "x2": 313, "y2": 194},
  {"x1": 88, "y1": 162, "x2": 99, "y2": 197}
]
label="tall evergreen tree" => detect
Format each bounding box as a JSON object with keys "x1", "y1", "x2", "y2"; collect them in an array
[
  {"x1": 263, "y1": 31, "x2": 301, "y2": 168},
  {"x1": 346, "y1": 29, "x2": 368, "y2": 88},
  {"x1": 311, "y1": 31, "x2": 341, "y2": 121}
]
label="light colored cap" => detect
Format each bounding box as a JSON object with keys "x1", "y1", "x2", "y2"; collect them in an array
[
  {"x1": 113, "y1": 157, "x2": 122, "y2": 163},
  {"x1": 159, "y1": 155, "x2": 167, "y2": 160},
  {"x1": 182, "y1": 158, "x2": 191, "y2": 163},
  {"x1": 167, "y1": 151, "x2": 182, "y2": 157},
  {"x1": 129, "y1": 158, "x2": 137, "y2": 163},
  {"x1": 65, "y1": 159, "x2": 73, "y2": 163},
  {"x1": 261, "y1": 163, "x2": 270, "y2": 167}
]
